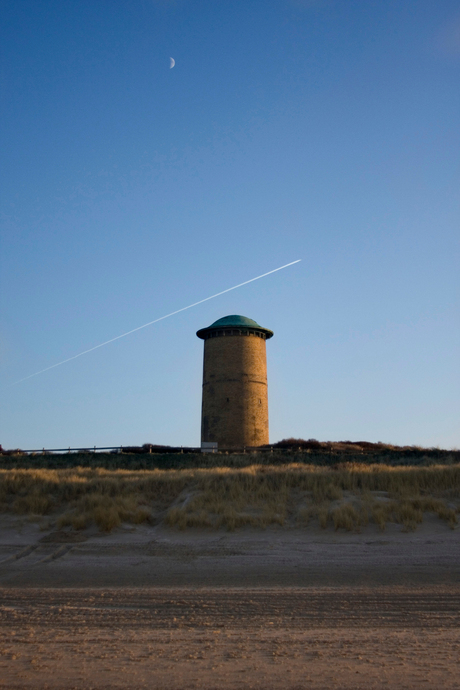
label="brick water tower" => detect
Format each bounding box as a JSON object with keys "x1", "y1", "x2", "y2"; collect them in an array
[{"x1": 196, "y1": 315, "x2": 274, "y2": 450}]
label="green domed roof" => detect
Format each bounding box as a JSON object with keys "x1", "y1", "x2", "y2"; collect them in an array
[
  {"x1": 209, "y1": 315, "x2": 262, "y2": 329},
  {"x1": 197, "y1": 315, "x2": 273, "y2": 340}
]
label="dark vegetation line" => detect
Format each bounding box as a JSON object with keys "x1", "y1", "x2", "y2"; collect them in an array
[{"x1": 0, "y1": 439, "x2": 458, "y2": 470}]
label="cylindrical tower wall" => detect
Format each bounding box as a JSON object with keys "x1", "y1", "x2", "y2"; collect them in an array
[{"x1": 201, "y1": 333, "x2": 269, "y2": 449}]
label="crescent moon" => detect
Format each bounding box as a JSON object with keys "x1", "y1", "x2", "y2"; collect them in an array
[{"x1": 170, "y1": 57, "x2": 175, "y2": 69}]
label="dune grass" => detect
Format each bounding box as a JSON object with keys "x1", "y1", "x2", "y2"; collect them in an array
[{"x1": 0, "y1": 463, "x2": 458, "y2": 533}]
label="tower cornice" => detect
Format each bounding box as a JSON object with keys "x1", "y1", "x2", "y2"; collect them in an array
[{"x1": 197, "y1": 314, "x2": 273, "y2": 340}]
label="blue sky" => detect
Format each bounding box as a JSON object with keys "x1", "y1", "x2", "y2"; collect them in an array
[{"x1": 1, "y1": 0, "x2": 459, "y2": 449}]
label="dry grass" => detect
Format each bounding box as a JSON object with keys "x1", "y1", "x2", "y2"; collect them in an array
[{"x1": 0, "y1": 464, "x2": 459, "y2": 533}]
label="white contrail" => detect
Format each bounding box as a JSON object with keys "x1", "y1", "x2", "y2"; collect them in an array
[{"x1": 10, "y1": 260, "x2": 301, "y2": 386}]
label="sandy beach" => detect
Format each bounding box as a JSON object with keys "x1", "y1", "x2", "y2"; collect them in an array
[{"x1": 1, "y1": 517, "x2": 459, "y2": 688}]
